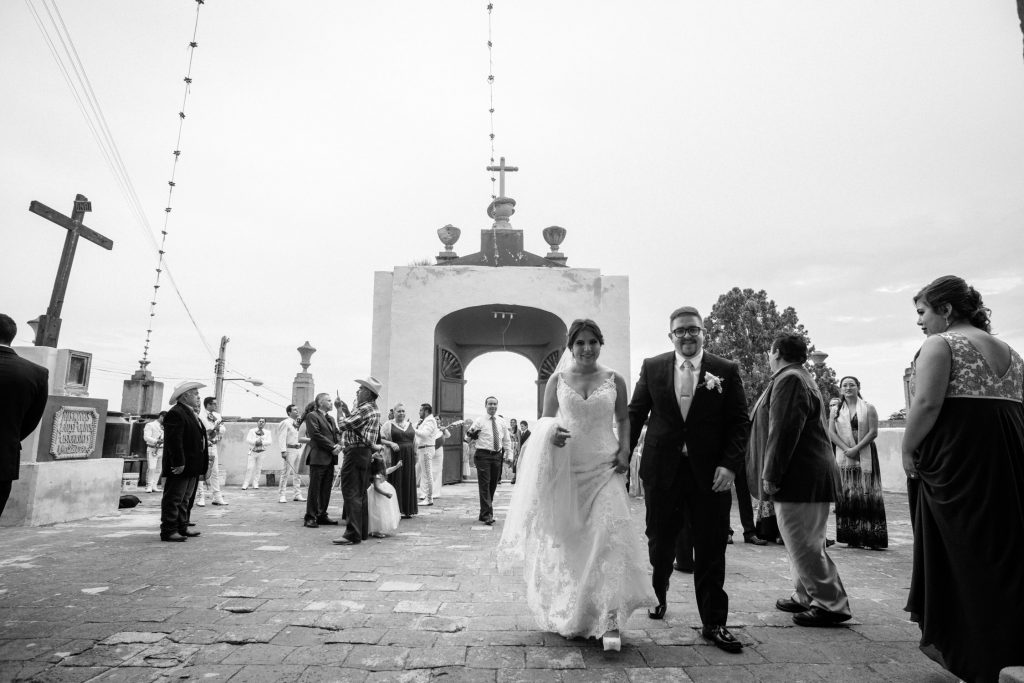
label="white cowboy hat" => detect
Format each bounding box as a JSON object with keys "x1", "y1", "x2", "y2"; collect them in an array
[
  {"x1": 168, "y1": 380, "x2": 206, "y2": 405},
  {"x1": 354, "y1": 375, "x2": 383, "y2": 396}
]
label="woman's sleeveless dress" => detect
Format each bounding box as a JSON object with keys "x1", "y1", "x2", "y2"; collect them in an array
[
  {"x1": 834, "y1": 403, "x2": 888, "y2": 548},
  {"x1": 386, "y1": 422, "x2": 418, "y2": 517},
  {"x1": 498, "y1": 375, "x2": 655, "y2": 638},
  {"x1": 906, "y1": 331, "x2": 1024, "y2": 682}
]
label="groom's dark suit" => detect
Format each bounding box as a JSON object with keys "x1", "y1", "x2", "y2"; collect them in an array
[{"x1": 628, "y1": 350, "x2": 749, "y2": 627}]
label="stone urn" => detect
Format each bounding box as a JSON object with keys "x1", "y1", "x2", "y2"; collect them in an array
[
  {"x1": 487, "y1": 197, "x2": 517, "y2": 227},
  {"x1": 436, "y1": 224, "x2": 461, "y2": 263},
  {"x1": 543, "y1": 225, "x2": 568, "y2": 264},
  {"x1": 437, "y1": 224, "x2": 461, "y2": 251}
]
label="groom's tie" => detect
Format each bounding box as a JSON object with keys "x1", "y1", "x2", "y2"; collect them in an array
[
  {"x1": 678, "y1": 360, "x2": 695, "y2": 420},
  {"x1": 490, "y1": 416, "x2": 499, "y2": 450}
]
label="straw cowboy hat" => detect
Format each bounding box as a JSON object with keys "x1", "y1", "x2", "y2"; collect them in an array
[
  {"x1": 354, "y1": 376, "x2": 383, "y2": 396},
  {"x1": 168, "y1": 380, "x2": 206, "y2": 405}
]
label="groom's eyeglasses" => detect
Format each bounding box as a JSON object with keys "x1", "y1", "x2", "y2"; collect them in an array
[{"x1": 670, "y1": 326, "x2": 704, "y2": 338}]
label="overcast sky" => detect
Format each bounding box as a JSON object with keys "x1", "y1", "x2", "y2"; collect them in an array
[{"x1": 2, "y1": 1, "x2": 1022, "y2": 422}]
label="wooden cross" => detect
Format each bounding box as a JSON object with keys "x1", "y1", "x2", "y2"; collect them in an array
[
  {"x1": 486, "y1": 156, "x2": 518, "y2": 198},
  {"x1": 28, "y1": 194, "x2": 114, "y2": 348}
]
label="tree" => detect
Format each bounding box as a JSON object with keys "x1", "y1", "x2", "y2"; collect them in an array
[
  {"x1": 702, "y1": 287, "x2": 839, "y2": 407},
  {"x1": 887, "y1": 407, "x2": 907, "y2": 421}
]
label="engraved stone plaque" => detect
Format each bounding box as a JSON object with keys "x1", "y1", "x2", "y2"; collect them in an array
[{"x1": 49, "y1": 406, "x2": 100, "y2": 459}]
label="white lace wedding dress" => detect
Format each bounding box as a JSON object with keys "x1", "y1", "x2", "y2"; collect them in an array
[{"x1": 498, "y1": 374, "x2": 655, "y2": 638}]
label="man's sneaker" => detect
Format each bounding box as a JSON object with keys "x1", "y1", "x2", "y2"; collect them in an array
[
  {"x1": 211, "y1": 497, "x2": 227, "y2": 505},
  {"x1": 279, "y1": 495, "x2": 287, "y2": 503},
  {"x1": 145, "y1": 487, "x2": 154, "y2": 493},
  {"x1": 293, "y1": 494, "x2": 306, "y2": 501},
  {"x1": 196, "y1": 498, "x2": 206, "y2": 507}
]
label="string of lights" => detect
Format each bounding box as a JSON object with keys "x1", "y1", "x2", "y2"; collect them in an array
[
  {"x1": 486, "y1": 2, "x2": 498, "y2": 199},
  {"x1": 140, "y1": 0, "x2": 207, "y2": 370}
]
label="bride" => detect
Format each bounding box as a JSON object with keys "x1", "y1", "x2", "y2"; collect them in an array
[{"x1": 498, "y1": 319, "x2": 655, "y2": 651}]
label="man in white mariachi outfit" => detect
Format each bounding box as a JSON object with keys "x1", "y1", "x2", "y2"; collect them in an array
[
  {"x1": 143, "y1": 411, "x2": 166, "y2": 493},
  {"x1": 197, "y1": 396, "x2": 227, "y2": 506}
]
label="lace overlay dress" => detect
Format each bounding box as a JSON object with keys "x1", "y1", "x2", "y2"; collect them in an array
[
  {"x1": 498, "y1": 375, "x2": 655, "y2": 639},
  {"x1": 906, "y1": 332, "x2": 1024, "y2": 682}
]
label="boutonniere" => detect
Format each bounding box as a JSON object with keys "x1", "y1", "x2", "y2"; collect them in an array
[{"x1": 701, "y1": 372, "x2": 724, "y2": 393}]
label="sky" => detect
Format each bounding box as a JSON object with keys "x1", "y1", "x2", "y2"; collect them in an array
[{"x1": 2, "y1": 1, "x2": 1022, "y2": 422}]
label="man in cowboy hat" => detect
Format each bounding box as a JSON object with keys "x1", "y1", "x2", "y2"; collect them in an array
[
  {"x1": 161, "y1": 380, "x2": 210, "y2": 542},
  {"x1": 332, "y1": 376, "x2": 383, "y2": 545}
]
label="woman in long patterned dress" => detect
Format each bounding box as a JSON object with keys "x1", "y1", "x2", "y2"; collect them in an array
[
  {"x1": 499, "y1": 319, "x2": 655, "y2": 652},
  {"x1": 828, "y1": 377, "x2": 887, "y2": 549},
  {"x1": 903, "y1": 275, "x2": 1024, "y2": 683},
  {"x1": 379, "y1": 403, "x2": 418, "y2": 518}
]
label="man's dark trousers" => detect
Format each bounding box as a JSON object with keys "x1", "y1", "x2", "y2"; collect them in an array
[
  {"x1": 184, "y1": 475, "x2": 201, "y2": 523},
  {"x1": 305, "y1": 464, "x2": 334, "y2": 523},
  {"x1": 340, "y1": 446, "x2": 371, "y2": 541},
  {"x1": 0, "y1": 480, "x2": 12, "y2": 518},
  {"x1": 161, "y1": 475, "x2": 197, "y2": 536},
  {"x1": 728, "y1": 469, "x2": 756, "y2": 538},
  {"x1": 474, "y1": 449, "x2": 502, "y2": 522},
  {"x1": 646, "y1": 465, "x2": 732, "y2": 626}
]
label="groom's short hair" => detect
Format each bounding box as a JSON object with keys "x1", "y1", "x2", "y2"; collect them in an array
[{"x1": 670, "y1": 306, "x2": 702, "y2": 323}]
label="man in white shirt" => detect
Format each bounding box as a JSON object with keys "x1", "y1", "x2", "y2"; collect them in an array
[
  {"x1": 414, "y1": 403, "x2": 449, "y2": 506},
  {"x1": 197, "y1": 397, "x2": 227, "y2": 506},
  {"x1": 242, "y1": 418, "x2": 271, "y2": 489},
  {"x1": 465, "y1": 396, "x2": 511, "y2": 525},
  {"x1": 277, "y1": 404, "x2": 306, "y2": 503},
  {"x1": 143, "y1": 411, "x2": 166, "y2": 493}
]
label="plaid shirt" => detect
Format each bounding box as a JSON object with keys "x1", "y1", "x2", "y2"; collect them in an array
[{"x1": 338, "y1": 399, "x2": 380, "y2": 450}]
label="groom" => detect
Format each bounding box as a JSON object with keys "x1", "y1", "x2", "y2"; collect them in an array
[{"x1": 628, "y1": 305, "x2": 749, "y2": 653}]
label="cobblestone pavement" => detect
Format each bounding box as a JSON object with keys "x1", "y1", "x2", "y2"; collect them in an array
[{"x1": 0, "y1": 482, "x2": 956, "y2": 682}]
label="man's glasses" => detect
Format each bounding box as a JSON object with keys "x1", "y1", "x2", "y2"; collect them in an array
[{"x1": 670, "y1": 326, "x2": 704, "y2": 339}]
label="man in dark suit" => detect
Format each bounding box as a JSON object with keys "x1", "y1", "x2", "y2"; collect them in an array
[
  {"x1": 303, "y1": 392, "x2": 341, "y2": 528},
  {"x1": 161, "y1": 381, "x2": 210, "y2": 542},
  {"x1": 628, "y1": 305, "x2": 749, "y2": 653},
  {"x1": 0, "y1": 314, "x2": 49, "y2": 519},
  {"x1": 748, "y1": 332, "x2": 850, "y2": 627}
]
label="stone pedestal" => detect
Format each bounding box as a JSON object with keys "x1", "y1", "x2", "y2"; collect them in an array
[
  {"x1": 4, "y1": 346, "x2": 119, "y2": 527},
  {"x1": 291, "y1": 341, "x2": 317, "y2": 410},
  {"x1": 1, "y1": 459, "x2": 123, "y2": 527},
  {"x1": 121, "y1": 366, "x2": 164, "y2": 415}
]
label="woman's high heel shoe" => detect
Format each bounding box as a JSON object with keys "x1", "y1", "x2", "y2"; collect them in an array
[{"x1": 601, "y1": 630, "x2": 621, "y2": 651}]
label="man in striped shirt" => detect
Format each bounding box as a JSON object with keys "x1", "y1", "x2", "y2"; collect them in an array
[{"x1": 332, "y1": 376, "x2": 383, "y2": 545}]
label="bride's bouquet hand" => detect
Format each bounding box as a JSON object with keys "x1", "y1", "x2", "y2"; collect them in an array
[{"x1": 551, "y1": 426, "x2": 571, "y2": 448}]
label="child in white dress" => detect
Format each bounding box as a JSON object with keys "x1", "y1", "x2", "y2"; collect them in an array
[{"x1": 368, "y1": 455, "x2": 402, "y2": 537}]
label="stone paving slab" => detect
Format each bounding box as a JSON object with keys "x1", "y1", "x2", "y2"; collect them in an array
[{"x1": 0, "y1": 484, "x2": 957, "y2": 681}]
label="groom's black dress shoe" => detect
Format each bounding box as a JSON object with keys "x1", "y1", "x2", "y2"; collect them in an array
[
  {"x1": 792, "y1": 606, "x2": 851, "y2": 627},
  {"x1": 701, "y1": 625, "x2": 743, "y2": 653},
  {"x1": 648, "y1": 603, "x2": 667, "y2": 620},
  {"x1": 744, "y1": 533, "x2": 769, "y2": 546}
]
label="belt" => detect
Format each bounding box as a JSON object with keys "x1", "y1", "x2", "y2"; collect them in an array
[
  {"x1": 286, "y1": 445, "x2": 302, "y2": 449},
  {"x1": 416, "y1": 444, "x2": 435, "y2": 449},
  {"x1": 475, "y1": 448, "x2": 500, "y2": 454}
]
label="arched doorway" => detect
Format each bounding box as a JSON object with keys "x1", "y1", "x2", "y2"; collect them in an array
[{"x1": 433, "y1": 305, "x2": 567, "y2": 483}]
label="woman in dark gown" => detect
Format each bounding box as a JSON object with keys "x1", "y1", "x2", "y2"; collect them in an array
[
  {"x1": 380, "y1": 403, "x2": 418, "y2": 518},
  {"x1": 903, "y1": 275, "x2": 1024, "y2": 683}
]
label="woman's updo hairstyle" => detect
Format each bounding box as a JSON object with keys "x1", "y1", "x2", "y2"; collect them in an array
[
  {"x1": 566, "y1": 318, "x2": 605, "y2": 349},
  {"x1": 914, "y1": 275, "x2": 991, "y2": 332}
]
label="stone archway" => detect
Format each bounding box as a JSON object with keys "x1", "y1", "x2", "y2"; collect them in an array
[{"x1": 433, "y1": 305, "x2": 567, "y2": 483}]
